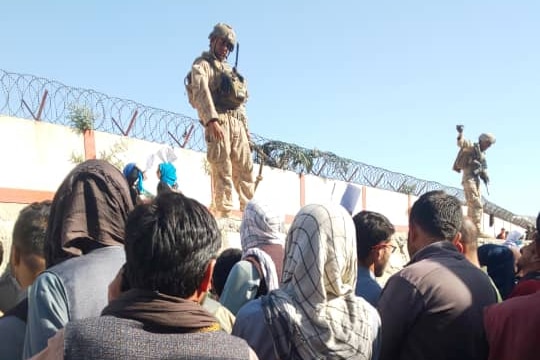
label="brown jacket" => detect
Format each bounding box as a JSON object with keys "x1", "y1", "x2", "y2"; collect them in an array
[{"x1": 377, "y1": 241, "x2": 498, "y2": 360}]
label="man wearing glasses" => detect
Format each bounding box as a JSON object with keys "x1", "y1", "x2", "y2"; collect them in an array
[{"x1": 352, "y1": 210, "x2": 396, "y2": 307}]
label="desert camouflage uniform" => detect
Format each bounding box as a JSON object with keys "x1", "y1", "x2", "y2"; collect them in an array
[
  {"x1": 190, "y1": 51, "x2": 254, "y2": 214},
  {"x1": 455, "y1": 137, "x2": 486, "y2": 231}
]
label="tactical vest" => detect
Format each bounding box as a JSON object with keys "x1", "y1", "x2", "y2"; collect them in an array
[
  {"x1": 453, "y1": 143, "x2": 483, "y2": 173},
  {"x1": 185, "y1": 53, "x2": 247, "y2": 112}
]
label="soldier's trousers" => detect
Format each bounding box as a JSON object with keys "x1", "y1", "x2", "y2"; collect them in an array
[
  {"x1": 206, "y1": 114, "x2": 254, "y2": 214},
  {"x1": 463, "y1": 178, "x2": 483, "y2": 231}
]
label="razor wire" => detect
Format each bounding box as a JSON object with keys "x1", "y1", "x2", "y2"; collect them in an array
[{"x1": 0, "y1": 69, "x2": 532, "y2": 228}]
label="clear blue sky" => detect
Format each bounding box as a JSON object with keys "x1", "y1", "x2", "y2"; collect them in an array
[{"x1": 2, "y1": 1, "x2": 539, "y2": 217}]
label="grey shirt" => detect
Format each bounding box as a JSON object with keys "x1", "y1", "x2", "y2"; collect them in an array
[{"x1": 377, "y1": 241, "x2": 498, "y2": 360}]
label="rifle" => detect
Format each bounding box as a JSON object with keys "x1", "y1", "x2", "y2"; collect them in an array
[{"x1": 473, "y1": 159, "x2": 490, "y2": 195}]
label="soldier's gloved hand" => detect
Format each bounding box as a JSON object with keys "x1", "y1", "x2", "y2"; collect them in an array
[
  {"x1": 456, "y1": 125, "x2": 464, "y2": 133},
  {"x1": 479, "y1": 172, "x2": 490, "y2": 185}
]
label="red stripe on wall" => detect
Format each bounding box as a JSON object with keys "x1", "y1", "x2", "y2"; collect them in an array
[{"x1": 0, "y1": 188, "x2": 55, "y2": 204}]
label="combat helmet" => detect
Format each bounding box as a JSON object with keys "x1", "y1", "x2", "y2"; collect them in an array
[{"x1": 208, "y1": 23, "x2": 236, "y2": 51}]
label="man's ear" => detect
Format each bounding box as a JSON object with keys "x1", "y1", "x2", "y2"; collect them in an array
[
  {"x1": 452, "y1": 232, "x2": 464, "y2": 253},
  {"x1": 197, "y1": 259, "x2": 216, "y2": 297},
  {"x1": 10, "y1": 246, "x2": 21, "y2": 266}
]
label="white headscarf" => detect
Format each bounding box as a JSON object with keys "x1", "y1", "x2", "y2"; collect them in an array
[
  {"x1": 261, "y1": 203, "x2": 374, "y2": 359},
  {"x1": 503, "y1": 230, "x2": 523, "y2": 249},
  {"x1": 240, "y1": 200, "x2": 285, "y2": 292}
]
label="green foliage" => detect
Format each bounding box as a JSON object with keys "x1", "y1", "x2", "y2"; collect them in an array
[
  {"x1": 68, "y1": 104, "x2": 95, "y2": 134},
  {"x1": 258, "y1": 140, "x2": 318, "y2": 174},
  {"x1": 69, "y1": 139, "x2": 127, "y2": 170},
  {"x1": 99, "y1": 139, "x2": 128, "y2": 170},
  {"x1": 398, "y1": 184, "x2": 417, "y2": 195}
]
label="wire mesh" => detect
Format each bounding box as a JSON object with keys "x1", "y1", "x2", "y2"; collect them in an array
[{"x1": 0, "y1": 69, "x2": 532, "y2": 228}]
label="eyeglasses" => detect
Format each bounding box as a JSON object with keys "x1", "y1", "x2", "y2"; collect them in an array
[{"x1": 372, "y1": 243, "x2": 397, "y2": 253}]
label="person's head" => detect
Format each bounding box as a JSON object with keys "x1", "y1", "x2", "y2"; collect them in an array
[
  {"x1": 10, "y1": 201, "x2": 51, "y2": 289},
  {"x1": 478, "y1": 133, "x2": 496, "y2": 151},
  {"x1": 456, "y1": 216, "x2": 480, "y2": 267},
  {"x1": 123, "y1": 163, "x2": 145, "y2": 204},
  {"x1": 407, "y1": 190, "x2": 463, "y2": 257},
  {"x1": 240, "y1": 199, "x2": 285, "y2": 252},
  {"x1": 124, "y1": 192, "x2": 221, "y2": 300},
  {"x1": 208, "y1": 23, "x2": 236, "y2": 61},
  {"x1": 157, "y1": 162, "x2": 177, "y2": 186},
  {"x1": 282, "y1": 203, "x2": 357, "y2": 302},
  {"x1": 45, "y1": 159, "x2": 134, "y2": 267},
  {"x1": 211, "y1": 248, "x2": 242, "y2": 298},
  {"x1": 352, "y1": 210, "x2": 395, "y2": 277},
  {"x1": 516, "y1": 241, "x2": 540, "y2": 276},
  {"x1": 499, "y1": 228, "x2": 505, "y2": 234}
]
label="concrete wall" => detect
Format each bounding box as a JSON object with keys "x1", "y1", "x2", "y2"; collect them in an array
[{"x1": 0, "y1": 116, "x2": 526, "y2": 273}]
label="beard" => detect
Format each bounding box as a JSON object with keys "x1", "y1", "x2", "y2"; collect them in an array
[{"x1": 374, "y1": 261, "x2": 388, "y2": 277}]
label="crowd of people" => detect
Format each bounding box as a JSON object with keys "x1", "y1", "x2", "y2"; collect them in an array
[
  {"x1": 0, "y1": 22, "x2": 538, "y2": 360},
  {"x1": 0, "y1": 158, "x2": 537, "y2": 359}
]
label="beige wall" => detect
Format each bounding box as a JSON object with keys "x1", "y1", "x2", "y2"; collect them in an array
[{"x1": 0, "y1": 116, "x2": 526, "y2": 274}]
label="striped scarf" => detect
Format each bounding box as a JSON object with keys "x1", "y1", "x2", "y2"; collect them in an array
[
  {"x1": 240, "y1": 200, "x2": 285, "y2": 291},
  {"x1": 262, "y1": 203, "x2": 373, "y2": 359}
]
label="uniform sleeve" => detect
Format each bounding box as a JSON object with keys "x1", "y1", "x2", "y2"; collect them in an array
[
  {"x1": 190, "y1": 60, "x2": 220, "y2": 125},
  {"x1": 377, "y1": 275, "x2": 423, "y2": 360},
  {"x1": 23, "y1": 272, "x2": 69, "y2": 359},
  {"x1": 219, "y1": 261, "x2": 261, "y2": 315},
  {"x1": 457, "y1": 136, "x2": 472, "y2": 149}
]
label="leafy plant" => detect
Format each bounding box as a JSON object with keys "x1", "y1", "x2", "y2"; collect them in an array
[
  {"x1": 69, "y1": 139, "x2": 127, "y2": 170},
  {"x1": 68, "y1": 104, "x2": 95, "y2": 134}
]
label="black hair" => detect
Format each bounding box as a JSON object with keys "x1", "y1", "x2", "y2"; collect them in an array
[
  {"x1": 12, "y1": 200, "x2": 52, "y2": 257},
  {"x1": 124, "y1": 192, "x2": 221, "y2": 298},
  {"x1": 212, "y1": 248, "x2": 242, "y2": 297},
  {"x1": 0, "y1": 240, "x2": 3, "y2": 266},
  {"x1": 125, "y1": 166, "x2": 142, "y2": 204},
  {"x1": 353, "y1": 211, "x2": 395, "y2": 261},
  {"x1": 409, "y1": 190, "x2": 463, "y2": 241}
]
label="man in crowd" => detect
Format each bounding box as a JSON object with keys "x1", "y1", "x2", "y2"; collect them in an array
[
  {"x1": 186, "y1": 23, "x2": 254, "y2": 217},
  {"x1": 352, "y1": 210, "x2": 396, "y2": 306},
  {"x1": 32, "y1": 192, "x2": 257, "y2": 359},
  {"x1": 453, "y1": 125, "x2": 495, "y2": 237},
  {"x1": 0, "y1": 200, "x2": 51, "y2": 359},
  {"x1": 483, "y1": 213, "x2": 540, "y2": 360},
  {"x1": 377, "y1": 190, "x2": 498, "y2": 360},
  {"x1": 456, "y1": 216, "x2": 481, "y2": 268},
  {"x1": 509, "y1": 235, "x2": 540, "y2": 298}
]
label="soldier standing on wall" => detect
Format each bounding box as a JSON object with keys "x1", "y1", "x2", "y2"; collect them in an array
[
  {"x1": 453, "y1": 125, "x2": 496, "y2": 237},
  {"x1": 185, "y1": 23, "x2": 254, "y2": 218}
]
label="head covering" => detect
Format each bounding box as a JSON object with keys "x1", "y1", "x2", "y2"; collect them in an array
[
  {"x1": 479, "y1": 133, "x2": 496, "y2": 145},
  {"x1": 261, "y1": 203, "x2": 374, "y2": 359},
  {"x1": 240, "y1": 200, "x2": 285, "y2": 291},
  {"x1": 158, "y1": 162, "x2": 177, "y2": 187},
  {"x1": 123, "y1": 163, "x2": 144, "y2": 193},
  {"x1": 503, "y1": 230, "x2": 523, "y2": 249},
  {"x1": 45, "y1": 159, "x2": 134, "y2": 267},
  {"x1": 208, "y1": 23, "x2": 236, "y2": 51}
]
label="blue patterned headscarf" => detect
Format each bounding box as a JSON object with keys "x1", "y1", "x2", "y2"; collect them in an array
[
  {"x1": 158, "y1": 162, "x2": 177, "y2": 186},
  {"x1": 123, "y1": 163, "x2": 144, "y2": 193}
]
